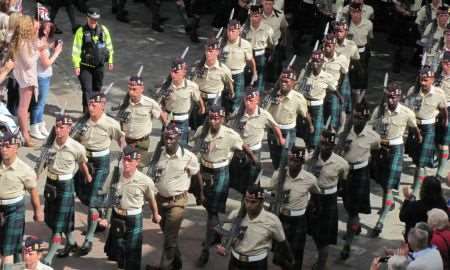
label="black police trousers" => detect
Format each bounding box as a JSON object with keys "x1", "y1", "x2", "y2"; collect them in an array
[{"x1": 78, "y1": 65, "x2": 104, "y2": 111}]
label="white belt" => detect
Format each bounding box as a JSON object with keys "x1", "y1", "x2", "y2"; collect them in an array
[
  {"x1": 172, "y1": 113, "x2": 189, "y2": 121},
  {"x1": 201, "y1": 92, "x2": 219, "y2": 99},
  {"x1": 249, "y1": 143, "x2": 262, "y2": 151},
  {"x1": 201, "y1": 159, "x2": 229, "y2": 169},
  {"x1": 278, "y1": 122, "x2": 296, "y2": 130},
  {"x1": 231, "y1": 69, "x2": 244, "y2": 75},
  {"x1": 358, "y1": 46, "x2": 366, "y2": 53},
  {"x1": 254, "y1": 49, "x2": 265, "y2": 56},
  {"x1": 231, "y1": 250, "x2": 268, "y2": 263},
  {"x1": 388, "y1": 137, "x2": 403, "y2": 145},
  {"x1": 114, "y1": 207, "x2": 142, "y2": 216},
  {"x1": 447, "y1": 101, "x2": 450, "y2": 107},
  {"x1": 47, "y1": 172, "x2": 73, "y2": 181},
  {"x1": 350, "y1": 160, "x2": 369, "y2": 170},
  {"x1": 307, "y1": 99, "x2": 324, "y2": 106},
  {"x1": 319, "y1": 186, "x2": 338, "y2": 195},
  {"x1": 88, "y1": 148, "x2": 110, "y2": 157},
  {"x1": 417, "y1": 118, "x2": 435, "y2": 125},
  {"x1": 281, "y1": 208, "x2": 306, "y2": 217},
  {"x1": 0, "y1": 195, "x2": 24, "y2": 205}
]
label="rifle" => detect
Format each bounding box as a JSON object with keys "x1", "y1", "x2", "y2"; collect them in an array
[
  {"x1": 34, "y1": 127, "x2": 56, "y2": 176},
  {"x1": 189, "y1": 28, "x2": 224, "y2": 81},
  {"x1": 296, "y1": 41, "x2": 320, "y2": 94},
  {"x1": 104, "y1": 153, "x2": 122, "y2": 208}
]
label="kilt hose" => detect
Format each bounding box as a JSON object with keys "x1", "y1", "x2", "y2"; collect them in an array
[
  {"x1": 307, "y1": 192, "x2": 338, "y2": 246},
  {"x1": 349, "y1": 49, "x2": 370, "y2": 90},
  {"x1": 229, "y1": 255, "x2": 268, "y2": 270},
  {"x1": 105, "y1": 210, "x2": 143, "y2": 270},
  {"x1": 324, "y1": 93, "x2": 342, "y2": 131},
  {"x1": 406, "y1": 124, "x2": 436, "y2": 168},
  {"x1": 75, "y1": 153, "x2": 110, "y2": 208},
  {"x1": 371, "y1": 144, "x2": 404, "y2": 190},
  {"x1": 343, "y1": 165, "x2": 371, "y2": 216},
  {"x1": 201, "y1": 165, "x2": 230, "y2": 213},
  {"x1": 435, "y1": 108, "x2": 450, "y2": 146},
  {"x1": 0, "y1": 198, "x2": 25, "y2": 256},
  {"x1": 268, "y1": 128, "x2": 296, "y2": 170},
  {"x1": 229, "y1": 150, "x2": 261, "y2": 194},
  {"x1": 278, "y1": 214, "x2": 307, "y2": 270},
  {"x1": 44, "y1": 178, "x2": 75, "y2": 234}
]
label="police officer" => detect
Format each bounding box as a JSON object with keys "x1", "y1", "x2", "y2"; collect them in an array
[
  {"x1": 266, "y1": 67, "x2": 312, "y2": 169},
  {"x1": 296, "y1": 50, "x2": 337, "y2": 149},
  {"x1": 42, "y1": 114, "x2": 91, "y2": 265},
  {"x1": 338, "y1": 102, "x2": 380, "y2": 260},
  {"x1": 191, "y1": 104, "x2": 257, "y2": 267},
  {"x1": 146, "y1": 123, "x2": 202, "y2": 270},
  {"x1": 222, "y1": 19, "x2": 257, "y2": 113},
  {"x1": 306, "y1": 129, "x2": 349, "y2": 270},
  {"x1": 369, "y1": 82, "x2": 420, "y2": 237},
  {"x1": 270, "y1": 145, "x2": 319, "y2": 270},
  {"x1": 73, "y1": 92, "x2": 125, "y2": 256},
  {"x1": 243, "y1": 4, "x2": 274, "y2": 93},
  {"x1": 121, "y1": 75, "x2": 163, "y2": 169},
  {"x1": 0, "y1": 131, "x2": 43, "y2": 269},
  {"x1": 405, "y1": 66, "x2": 447, "y2": 197},
  {"x1": 160, "y1": 57, "x2": 205, "y2": 145},
  {"x1": 105, "y1": 146, "x2": 161, "y2": 270},
  {"x1": 23, "y1": 236, "x2": 53, "y2": 270},
  {"x1": 72, "y1": 8, "x2": 114, "y2": 113}
]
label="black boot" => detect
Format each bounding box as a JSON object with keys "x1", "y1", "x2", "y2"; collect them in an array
[
  {"x1": 78, "y1": 241, "x2": 93, "y2": 256},
  {"x1": 370, "y1": 222, "x2": 383, "y2": 238},
  {"x1": 57, "y1": 243, "x2": 78, "y2": 258}
]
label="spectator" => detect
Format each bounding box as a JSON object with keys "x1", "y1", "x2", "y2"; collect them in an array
[
  {"x1": 9, "y1": 15, "x2": 39, "y2": 146},
  {"x1": 428, "y1": 208, "x2": 450, "y2": 270},
  {"x1": 407, "y1": 227, "x2": 444, "y2": 269}
]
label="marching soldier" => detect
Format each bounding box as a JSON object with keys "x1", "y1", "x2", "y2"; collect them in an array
[
  {"x1": 73, "y1": 92, "x2": 126, "y2": 256},
  {"x1": 369, "y1": 82, "x2": 420, "y2": 237},
  {"x1": 338, "y1": 102, "x2": 380, "y2": 260},
  {"x1": 222, "y1": 19, "x2": 257, "y2": 114},
  {"x1": 121, "y1": 75, "x2": 163, "y2": 169},
  {"x1": 418, "y1": 6, "x2": 449, "y2": 66},
  {"x1": 104, "y1": 146, "x2": 161, "y2": 270},
  {"x1": 191, "y1": 37, "x2": 234, "y2": 130},
  {"x1": 341, "y1": 0, "x2": 374, "y2": 21},
  {"x1": 305, "y1": 129, "x2": 349, "y2": 270},
  {"x1": 72, "y1": 8, "x2": 114, "y2": 113},
  {"x1": 160, "y1": 57, "x2": 205, "y2": 145},
  {"x1": 146, "y1": 123, "x2": 203, "y2": 270},
  {"x1": 270, "y1": 145, "x2": 319, "y2": 270},
  {"x1": 0, "y1": 131, "x2": 43, "y2": 269},
  {"x1": 415, "y1": 0, "x2": 443, "y2": 35},
  {"x1": 405, "y1": 66, "x2": 447, "y2": 197},
  {"x1": 42, "y1": 115, "x2": 92, "y2": 265},
  {"x1": 191, "y1": 104, "x2": 257, "y2": 267},
  {"x1": 243, "y1": 4, "x2": 274, "y2": 93},
  {"x1": 266, "y1": 67, "x2": 313, "y2": 169},
  {"x1": 296, "y1": 50, "x2": 337, "y2": 149}
]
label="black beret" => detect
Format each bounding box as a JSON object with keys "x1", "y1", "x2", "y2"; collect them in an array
[{"x1": 123, "y1": 145, "x2": 141, "y2": 160}]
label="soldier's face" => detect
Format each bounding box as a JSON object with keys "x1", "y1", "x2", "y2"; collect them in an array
[
  {"x1": 88, "y1": 101, "x2": 105, "y2": 117},
  {"x1": 245, "y1": 96, "x2": 259, "y2": 111},
  {"x1": 312, "y1": 61, "x2": 323, "y2": 72},
  {"x1": 250, "y1": 14, "x2": 262, "y2": 25},
  {"x1": 288, "y1": 155, "x2": 303, "y2": 170},
  {"x1": 319, "y1": 138, "x2": 334, "y2": 154},
  {"x1": 244, "y1": 197, "x2": 263, "y2": 213},
  {"x1": 263, "y1": 0, "x2": 274, "y2": 13},
  {"x1": 280, "y1": 77, "x2": 293, "y2": 92},
  {"x1": 387, "y1": 94, "x2": 399, "y2": 109},
  {"x1": 170, "y1": 69, "x2": 185, "y2": 83},
  {"x1": 350, "y1": 10, "x2": 362, "y2": 22},
  {"x1": 0, "y1": 143, "x2": 17, "y2": 160},
  {"x1": 227, "y1": 28, "x2": 240, "y2": 42},
  {"x1": 209, "y1": 115, "x2": 223, "y2": 130},
  {"x1": 420, "y1": 76, "x2": 434, "y2": 89},
  {"x1": 23, "y1": 248, "x2": 41, "y2": 267},
  {"x1": 55, "y1": 124, "x2": 71, "y2": 139},
  {"x1": 323, "y1": 43, "x2": 335, "y2": 54},
  {"x1": 122, "y1": 157, "x2": 139, "y2": 173},
  {"x1": 335, "y1": 29, "x2": 346, "y2": 40},
  {"x1": 128, "y1": 84, "x2": 144, "y2": 99},
  {"x1": 438, "y1": 14, "x2": 449, "y2": 27},
  {"x1": 163, "y1": 134, "x2": 179, "y2": 150},
  {"x1": 442, "y1": 61, "x2": 450, "y2": 73},
  {"x1": 205, "y1": 48, "x2": 219, "y2": 62}
]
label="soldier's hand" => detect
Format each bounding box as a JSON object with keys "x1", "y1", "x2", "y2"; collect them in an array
[
  {"x1": 196, "y1": 194, "x2": 206, "y2": 206},
  {"x1": 279, "y1": 137, "x2": 286, "y2": 146},
  {"x1": 86, "y1": 174, "x2": 93, "y2": 183},
  {"x1": 33, "y1": 209, "x2": 44, "y2": 222},
  {"x1": 250, "y1": 73, "x2": 258, "y2": 86},
  {"x1": 402, "y1": 186, "x2": 412, "y2": 200},
  {"x1": 215, "y1": 244, "x2": 227, "y2": 256},
  {"x1": 108, "y1": 63, "x2": 114, "y2": 71},
  {"x1": 74, "y1": 68, "x2": 80, "y2": 76},
  {"x1": 199, "y1": 106, "x2": 205, "y2": 115},
  {"x1": 4, "y1": 59, "x2": 14, "y2": 71},
  {"x1": 417, "y1": 133, "x2": 423, "y2": 143},
  {"x1": 152, "y1": 213, "x2": 162, "y2": 224}
]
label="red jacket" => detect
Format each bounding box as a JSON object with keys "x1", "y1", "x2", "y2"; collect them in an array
[{"x1": 431, "y1": 228, "x2": 450, "y2": 270}]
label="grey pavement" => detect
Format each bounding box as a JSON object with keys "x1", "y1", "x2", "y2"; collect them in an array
[{"x1": 17, "y1": 0, "x2": 450, "y2": 269}]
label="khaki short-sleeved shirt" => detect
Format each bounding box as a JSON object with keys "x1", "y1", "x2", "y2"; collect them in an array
[
  {"x1": 236, "y1": 107, "x2": 278, "y2": 147},
  {"x1": 349, "y1": 19, "x2": 373, "y2": 47},
  {"x1": 48, "y1": 137, "x2": 88, "y2": 175},
  {"x1": 80, "y1": 113, "x2": 124, "y2": 151},
  {"x1": 262, "y1": 10, "x2": 288, "y2": 45},
  {"x1": 271, "y1": 169, "x2": 319, "y2": 210},
  {"x1": 267, "y1": 90, "x2": 308, "y2": 125},
  {"x1": 323, "y1": 53, "x2": 350, "y2": 82},
  {"x1": 116, "y1": 170, "x2": 156, "y2": 209},
  {"x1": 415, "y1": 4, "x2": 437, "y2": 27},
  {"x1": 406, "y1": 86, "x2": 447, "y2": 120},
  {"x1": 192, "y1": 125, "x2": 243, "y2": 163},
  {"x1": 245, "y1": 22, "x2": 274, "y2": 51},
  {"x1": 0, "y1": 158, "x2": 37, "y2": 199},
  {"x1": 164, "y1": 79, "x2": 200, "y2": 114},
  {"x1": 155, "y1": 147, "x2": 200, "y2": 197},
  {"x1": 123, "y1": 95, "x2": 161, "y2": 139},
  {"x1": 421, "y1": 23, "x2": 445, "y2": 53},
  {"x1": 222, "y1": 37, "x2": 253, "y2": 73},
  {"x1": 231, "y1": 208, "x2": 285, "y2": 256},
  {"x1": 336, "y1": 39, "x2": 360, "y2": 61},
  {"x1": 343, "y1": 126, "x2": 381, "y2": 163},
  {"x1": 342, "y1": 4, "x2": 374, "y2": 20},
  {"x1": 369, "y1": 104, "x2": 417, "y2": 139},
  {"x1": 439, "y1": 74, "x2": 450, "y2": 102},
  {"x1": 194, "y1": 61, "x2": 233, "y2": 94},
  {"x1": 306, "y1": 153, "x2": 349, "y2": 189},
  {"x1": 298, "y1": 70, "x2": 337, "y2": 100}
]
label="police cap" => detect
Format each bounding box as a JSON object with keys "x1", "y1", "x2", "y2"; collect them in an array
[{"x1": 87, "y1": 7, "x2": 101, "y2": 19}]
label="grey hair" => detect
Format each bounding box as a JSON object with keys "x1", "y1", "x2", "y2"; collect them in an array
[
  {"x1": 408, "y1": 228, "x2": 429, "y2": 251},
  {"x1": 388, "y1": 255, "x2": 408, "y2": 270},
  {"x1": 427, "y1": 208, "x2": 449, "y2": 230}
]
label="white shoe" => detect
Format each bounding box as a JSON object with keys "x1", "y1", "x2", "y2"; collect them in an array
[
  {"x1": 30, "y1": 124, "x2": 46, "y2": 140},
  {"x1": 39, "y1": 122, "x2": 50, "y2": 137}
]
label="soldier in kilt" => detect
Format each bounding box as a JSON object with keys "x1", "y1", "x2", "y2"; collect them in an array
[
  {"x1": 369, "y1": 82, "x2": 420, "y2": 237},
  {"x1": 42, "y1": 114, "x2": 92, "y2": 265},
  {"x1": 105, "y1": 146, "x2": 161, "y2": 270},
  {"x1": 338, "y1": 102, "x2": 380, "y2": 260},
  {"x1": 306, "y1": 129, "x2": 349, "y2": 270},
  {"x1": 191, "y1": 105, "x2": 257, "y2": 267},
  {"x1": 0, "y1": 131, "x2": 43, "y2": 268},
  {"x1": 73, "y1": 92, "x2": 126, "y2": 256},
  {"x1": 405, "y1": 66, "x2": 447, "y2": 197}
]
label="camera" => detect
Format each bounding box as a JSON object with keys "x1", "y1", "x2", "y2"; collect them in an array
[{"x1": 379, "y1": 256, "x2": 391, "y2": 263}]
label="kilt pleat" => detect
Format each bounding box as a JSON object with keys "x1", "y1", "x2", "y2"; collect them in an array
[
  {"x1": 343, "y1": 166, "x2": 371, "y2": 215},
  {"x1": 229, "y1": 150, "x2": 261, "y2": 194},
  {"x1": 307, "y1": 193, "x2": 338, "y2": 246},
  {"x1": 372, "y1": 144, "x2": 404, "y2": 190},
  {"x1": 44, "y1": 179, "x2": 75, "y2": 234},
  {"x1": 202, "y1": 165, "x2": 230, "y2": 213},
  {"x1": 0, "y1": 199, "x2": 25, "y2": 256},
  {"x1": 407, "y1": 124, "x2": 435, "y2": 167},
  {"x1": 435, "y1": 107, "x2": 450, "y2": 146},
  {"x1": 279, "y1": 214, "x2": 307, "y2": 255}
]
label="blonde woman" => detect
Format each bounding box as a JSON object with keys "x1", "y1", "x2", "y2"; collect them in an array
[{"x1": 10, "y1": 15, "x2": 39, "y2": 146}]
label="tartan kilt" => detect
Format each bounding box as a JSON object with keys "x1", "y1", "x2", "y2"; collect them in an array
[
  {"x1": 296, "y1": 104, "x2": 324, "y2": 149},
  {"x1": 268, "y1": 128, "x2": 295, "y2": 170},
  {"x1": 371, "y1": 144, "x2": 404, "y2": 190},
  {"x1": 229, "y1": 150, "x2": 261, "y2": 194},
  {"x1": 343, "y1": 166, "x2": 371, "y2": 215},
  {"x1": 324, "y1": 93, "x2": 341, "y2": 131},
  {"x1": 341, "y1": 75, "x2": 352, "y2": 114},
  {"x1": 74, "y1": 154, "x2": 110, "y2": 208},
  {"x1": 349, "y1": 50, "x2": 370, "y2": 90},
  {"x1": 435, "y1": 108, "x2": 450, "y2": 145},
  {"x1": 0, "y1": 199, "x2": 25, "y2": 256},
  {"x1": 105, "y1": 211, "x2": 143, "y2": 270},
  {"x1": 201, "y1": 165, "x2": 230, "y2": 213},
  {"x1": 279, "y1": 214, "x2": 306, "y2": 257},
  {"x1": 229, "y1": 255, "x2": 268, "y2": 270},
  {"x1": 407, "y1": 124, "x2": 436, "y2": 168},
  {"x1": 44, "y1": 179, "x2": 75, "y2": 234},
  {"x1": 307, "y1": 193, "x2": 338, "y2": 246}
]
